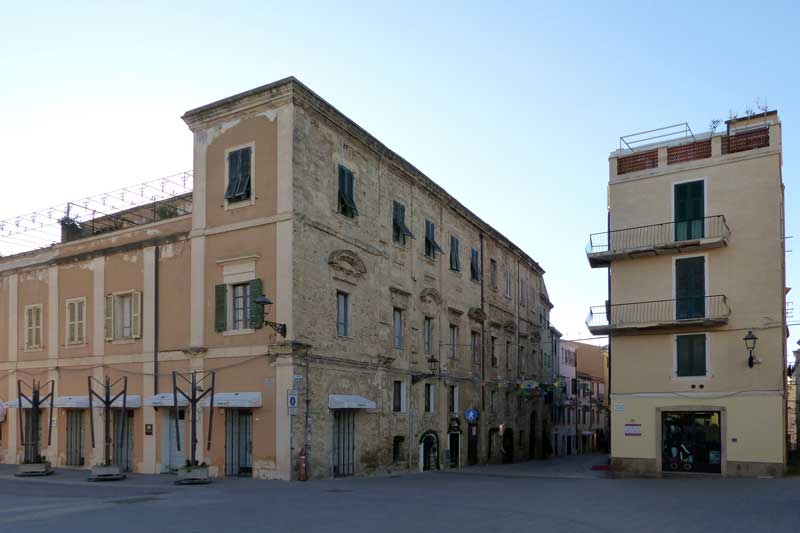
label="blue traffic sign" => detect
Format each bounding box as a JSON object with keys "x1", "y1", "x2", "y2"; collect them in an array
[{"x1": 465, "y1": 408, "x2": 479, "y2": 423}]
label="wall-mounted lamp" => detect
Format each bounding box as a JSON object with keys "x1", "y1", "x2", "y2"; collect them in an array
[
  {"x1": 254, "y1": 294, "x2": 287, "y2": 338},
  {"x1": 411, "y1": 355, "x2": 440, "y2": 385},
  {"x1": 744, "y1": 330, "x2": 758, "y2": 368}
]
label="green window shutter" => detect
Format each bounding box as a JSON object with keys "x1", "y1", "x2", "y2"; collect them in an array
[
  {"x1": 676, "y1": 335, "x2": 691, "y2": 376},
  {"x1": 677, "y1": 334, "x2": 706, "y2": 376},
  {"x1": 214, "y1": 284, "x2": 227, "y2": 332},
  {"x1": 691, "y1": 334, "x2": 706, "y2": 376},
  {"x1": 249, "y1": 278, "x2": 264, "y2": 329}
]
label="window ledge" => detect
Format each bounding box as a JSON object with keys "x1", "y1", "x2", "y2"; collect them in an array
[
  {"x1": 223, "y1": 328, "x2": 255, "y2": 337},
  {"x1": 23, "y1": 347, "x2": 44, "y2": 353},
  {"x1": 65, "y1": 342, "x2": 88, "y2": 349},
  {"x1": 335, "y1": 211, "x2": 358, "y2": 224},
  {"x1": 224, "y1": 197, "x2": 256, "y2": 211},
  {"x1": 111, "y1": 339, "x2": 138, "y2": 345}
]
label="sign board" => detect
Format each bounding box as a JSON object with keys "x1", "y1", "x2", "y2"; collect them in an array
[
  {"x1": 613, "y1": 403, "x2": 625, "y2": 412},
  {"x1": 624, "y1": 423, "x2": 641, "y2": 436},
  {"x1": 465, "y1": 408, "x2": 479, "y2": 423},
  {"x1": 287, "y1": 389, "x2": 299, "y2": 416},
  {"x1": 293, "y1": 375, "x2": 305, "y2": 382},
  {"x1": 145, "y1": 423, "x2": 153, "y2": 436}
]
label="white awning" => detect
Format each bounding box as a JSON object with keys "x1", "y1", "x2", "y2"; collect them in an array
[
  {"x1": 52, "y1": 395, "x2": 142, "y2": 409},
  {"x1": 0, "y1": 402, "x2": 6, "y2": 422},
  {"x1": 200, "y1": 392, "x2": 262, "y2": 408},
  {"x1": 7, "y1": 398, "x2": 33, "y2": 409},
  {"x1": 328, "y1": 394, "x2": 376, "y2": 410},
  {"x1": 143, "y1": 393, "x2": 189, "y2": 407}
]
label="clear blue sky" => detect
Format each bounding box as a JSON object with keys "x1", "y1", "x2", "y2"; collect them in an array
[{"x1": 1, "y1": 1, "x2": 797, "y2": 350}]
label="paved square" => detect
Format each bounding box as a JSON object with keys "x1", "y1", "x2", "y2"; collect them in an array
[{"x1": 0, "y1": 455, "x2": 796, "y2": 532}]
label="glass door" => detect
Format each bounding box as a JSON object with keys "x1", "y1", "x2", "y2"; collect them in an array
[{"x1": 662, "y1": 411, "x2": 721, "y2": 473}]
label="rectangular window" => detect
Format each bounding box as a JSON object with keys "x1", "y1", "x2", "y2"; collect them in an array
[
  {"x1": 491, "y1": 336, "x2": 498, "y2": 367},
  {"x1": 224, "y1": 146, "x2": 252, "y2": 203},
  {"x1": 676, "y1": 334, "x2": 707, "y2": 377},
  {"x1": 393, "y1": 381, "x2": 404, "y2": 413},
  {"x1": 105, "y1": 291, "x2": 142, "y2": 341},
  {"x1": 66, "y1": 298, "x2": 86, "y2": 345},
  {"x1": 393, "y1": 436, "x2": 405, "y2": 463},
  {"x1": 490, "y1": 390, "x2": 497, "y2": 413},
  {"x1": 505, "y1": 269, "x2": 512, "y2": 298},
  {"x1": 674, "y1": 179, "x2": 704, "y2": 241},
  {"x1": 470, "y1": 248, "x2": 481, "y2": 281},
  {"x1": 490, "y1": 259, "x2": 497, "y2": 289},
  {"x1": 392, "y1": 201, "x2": 414, "y2": 244},
  {"x1": 520, "y1": 278, "x2": 526, "y2": 306},
  {"x1": 449, "y1": 235, "x2": 461, "y2": 271},
  {"x1": 337, "y1": 164, "x2": 358, "y2": 218},
  {"x1": 336, "y1": 291, "x2": 349, "y2": 337},
  {"x1": 675, "y1": 256, "x2": 705, "y2": 320},
  {"x1": 393, "y1": 308, "x2": 403, "y2": 348},
  {"x1": 448, "y1": 385, "x2": 458, "y2": 414},
  {"x1": 231, "y1": 283, "x2": 251, "y2": 331},
  {"x1": 425, "y1": 383, "x2": 434, "y2": 413},
  {"x1": 424, "y1": 220, "x2": 443, "y2": 259},
  {"x1": 505, "y1": 340, "x2": 511, "y2": 370},
  {"x1": 471, "y1": 332, "x2": 480, "y2": 364},
  {"x1": 505, "y1": 392, "x2": 511, "y2": 415},
  {"x1": 449, "y1": 324, "x2": 458, "y2": 358},
  {"x1": 24, "y1": 305, "x2": 43, "y2": 350},
  {"x1": 423, "y1": 318, "x2": 433, "y2": 354}
]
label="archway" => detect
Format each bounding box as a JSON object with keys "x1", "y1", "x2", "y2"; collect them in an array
[{"x1": 419, "y1": 431, "x2": 439, "y2": 471}]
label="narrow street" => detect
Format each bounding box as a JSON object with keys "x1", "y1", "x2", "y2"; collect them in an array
[{"x1": 0, "y1": 455, "x2": 796, "y2": 533}]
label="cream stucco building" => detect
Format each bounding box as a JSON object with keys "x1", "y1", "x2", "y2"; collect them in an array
[
  {"x1": 586, "y1": 112, "x2": 787, "y2": 476},
  {"x1": 0, "y1": 77, "x2": 556, "y2": 479}
]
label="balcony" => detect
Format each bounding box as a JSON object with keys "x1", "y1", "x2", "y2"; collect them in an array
[
  {"x1": 586, "y1": 215, "x2": 729, "y2": 268},
  {"x1": 585, "y1": 295, "x2": 730, "y2": 335}
]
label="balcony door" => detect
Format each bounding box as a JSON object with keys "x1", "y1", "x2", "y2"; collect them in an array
[
  {"x1": 674, "y1": 180, "x2": 704, "y2": 241},
  {"x1": 676, "y1": 256, "x2": 705, "y2": 319}
]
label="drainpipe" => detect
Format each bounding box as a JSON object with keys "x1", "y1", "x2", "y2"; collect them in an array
[
  {"x1": 606, "y1": 209, "x2": 612, "y2": 456},
  {"x1": 154, "y1": 245, "x2": 160, "y2": 395},
  {"x1": 479, "y1": 232, "x2": 486, "y2": 464}
]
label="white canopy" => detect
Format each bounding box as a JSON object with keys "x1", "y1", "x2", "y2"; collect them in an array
[
  {"x1": 7, "y1": 398, "x2": 33, "y2": 409},
  {"x1": 0, "y1": 401, "x2": 6, "y2": 422},
  {"x1": 200, "y1": 392, "x2": 262, "y2": 408},
  {"x1": 328, "y1": 394, "x2": 376, "y2": 410},
  {"x1": 143, "y1": 393, "x2": 189, "y2": 407},
  {"x1": 54, "y1": 395, "x2": 142, "y2": 409}
]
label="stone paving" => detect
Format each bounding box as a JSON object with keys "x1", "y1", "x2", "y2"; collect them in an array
[{"x1": 0, "y1": 456, "x2": 797, "y2": 532}]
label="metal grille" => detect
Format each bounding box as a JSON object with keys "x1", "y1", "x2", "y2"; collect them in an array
[
  {"x1": 225, "y1": 410, "x2": 253, "y2": 476},
  {"x1": 112, "y1": 410, "x2": 134, "y2": 471},
  {"x1": 586, "y1": 295, "x2": 730, "y2": 331},
  {"x1": 66, "y1": 410, "x2": 84, "y2": 466},
  {"x1": 332, "y1": 410, "x2": 355, "y2": 477},
  {"x1": 587, "y1": 215, "x2": 729, "y2": 254}
]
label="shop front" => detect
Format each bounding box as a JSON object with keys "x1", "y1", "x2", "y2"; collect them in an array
[{"x1": 661, "y1": 410, "x2": 722, "y2": 474}]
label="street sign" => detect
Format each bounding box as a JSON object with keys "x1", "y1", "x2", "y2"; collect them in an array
[
  {"x1": 287, "y1": 389, "x2": 299, "y2": 416},
  {"x1": 624, "y1": 423, "x2": 641, "y2": 436},
  {"x1": 465, "y1": 407, "x2": 479, "y2": 423}
]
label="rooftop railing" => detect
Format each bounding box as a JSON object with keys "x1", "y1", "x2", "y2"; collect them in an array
[
  {"x1": 586, "y1": 215, "x2": 729, "y2": 256},
  {"x1": 586, "y1": 295, "x2": 730, "y2": 334}
]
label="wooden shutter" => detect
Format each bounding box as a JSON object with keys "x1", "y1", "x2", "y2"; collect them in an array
[
  {"x1": 77, "y1": 300, "x2": 85, "y2": 343},
  {"x1": 26, "y1": 307, "x2": 34, "y2": 348},
  {"x1": 34, "y1": 306, "x2": 42, "y2": 347},
  {"x1": 225, "y1": 150, "x2": 239, "y2": 199},
  {"x1": 214, "y1": 284, "x2": 227, "y2": 332},
  {"x1": 67, "y1": 301, "x2": 76, "y2": 344},
  {"x1": 132, "y1": 291, "x2": 142, "y2": 339},
  {"x1": 691, "y1": 335, "x2": 706, "y2": 376},
  {"x1": 105, "y1": 295, "x2": 114, "y2": 341},
  {"x1": 248, "y1": 278, "x2": 264, "y2": 329}
]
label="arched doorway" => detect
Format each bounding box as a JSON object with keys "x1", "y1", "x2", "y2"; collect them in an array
[
  {"x1": 502, "y1": 428, "x2": 514, "y2": 464},
  {"x1": 419, "y1": 431, "x2": 439, "y2": 471},
  {"x1": 529, "y1": 412, "x2": 537, "y2": 459}
]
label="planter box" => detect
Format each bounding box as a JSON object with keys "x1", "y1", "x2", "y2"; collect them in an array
[
  {"x1": 88, "y1": 465, "x2": 126, "y2": 482},
  {"x1": 15, "y1": 462, "x2": 53, "y2": 477},
  {"x1": 176, "y1": 466, "x2": 211, "y2": 485}
]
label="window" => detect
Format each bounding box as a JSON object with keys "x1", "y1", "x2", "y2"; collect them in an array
[
  {"x1": 425, "y1": 383, "x2": 434, "y2": 413},
  {"x1": 505, "y1": 269, "x2": 512, "y2": 298},
  {"x1": 66, "y1": 298, "x2": 86, "y2": 345},
  {"x1": 423, "y1": 317, "x2": 433, "y2": 354},
  {"x1": 470, "y1": 248, "x2": 481, "y2": 282},
  {"x1": 676, "y1": 334, "x2": 707, "y2": 377},
  {"x1": 224, "y1": 146, "x2": 252, "y2": 203},
  {"x1": 336, "y1": 291, "x2": 350, "y2": 337},
  {"x1": 392, "y1": 201, "x2": 414, "y2": 244},
  {"x1": 393, "y1": 381, "x2": 407, "y2": 413},
  {"x1": 337, "y1": 164, "x2": 358, "y2": 218},
  {"x1": 490, "y1": 390, "x2": 497, "y2": 412},
  {"x1": 424, "y1": 220, "x2": 443, "y2": 259},
  {"x1": 504, "y1": 392, "x2": 511, "y2": 414},
  {"x1": 520, "y1": 278, "x2": 526, "y2": 306},
  {"x1": 393, "y1": 436, "x2": 405, "y2": 463},
  {"x1": 674, "y1": 179, "x2": 704, "y2": 241},
  {"x1": 393, "y1": 308, "x2": 403, "y2": 348},
  {"x1": 104, "y1": 292, "x2": 142, "y2": 341},
  {"x1": 24, "y1": 305, "x2": 43, "y2": 350},
  {"x1": 675, "y1": 256, "x2": 705, "y2": 320},
  {"x1": 471, "y1": 332, "x2": 480, "y2": 364},
  {"x1": 490, "y1": 259, "x2": 497, "y2": 289},
  {"x1": 519, "y1": 345, "x2": 525, "y2": 374},
  {"x1": 449, "y1": 235, "x2": 461, "y2": 271},
  {"x1": 231, "y1": 283, "x2": 251, "y2": 331},
  {"x1": 448, "y1": 385, "x2": 458, "y2": 414},
  {"x1": 491, "y1": 336, "x2": 498, "y2": 367},
  {"x1": 449, "y1": 324, "x2": 458, "y2": 358},
  {"x1": 505, "y1": 340, "x2": 511, "y2": 370}
]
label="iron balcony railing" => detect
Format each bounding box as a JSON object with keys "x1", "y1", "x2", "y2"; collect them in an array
[
  {"x1": 586, "y1": 215, "x2": 729, "y2": 255},
  {"x1": 586, "y1": 295, "x2": 730, "y2": 332}
]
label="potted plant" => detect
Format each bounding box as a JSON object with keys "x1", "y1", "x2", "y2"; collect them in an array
[
  {"x1": 15, "y1": 455, "x2": 53, "y2": 477},
  {"x1": 88, "y1": 460, "x2": 126, "y2": 482},
  {"x1": 177, "y1": 460, "x2": 211, "y2": 485}
]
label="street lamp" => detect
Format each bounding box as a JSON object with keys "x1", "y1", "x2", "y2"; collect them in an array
[
  {"x1": 744, "y1": 330, "x2": 758, "y2": 368},
  {"x1": 254, "y1": 294, "x2": 288, "y2": 337},
  {"x1": 412, "y1": 355, "x2": 441, "y2": 384}
]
